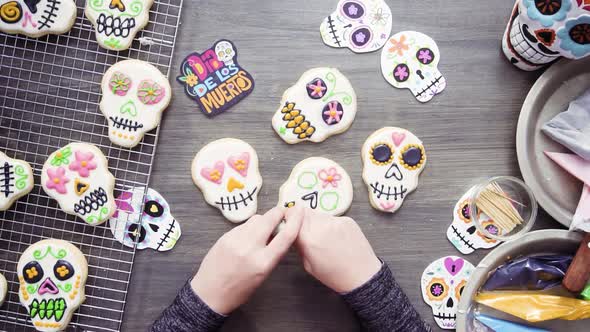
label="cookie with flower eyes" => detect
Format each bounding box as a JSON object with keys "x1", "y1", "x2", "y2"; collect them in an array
[
  {"x1": 278, "y1": 157, "x2": 353, "y2": 216},
  {"x1": 100, "y1": 60, "x2": 172, "y2": 148},
  {"x1": 41, "y1": 143, "x2": 116, "y2": 226},
  {"x1": 0, "y1": 151, "x2": 34, "y2": 211},
  {"x1": 17, "y1": 239, "x2": 88, "y2": 332},
  {"x1": 361, "y1": 127, "x2": 427, "y2": 213},
  {"x1": 191, "y1": 138, "x2": 263, "y2": 223}
]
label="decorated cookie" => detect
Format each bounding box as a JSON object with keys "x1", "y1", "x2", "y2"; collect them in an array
[
  {"x1": 446, "y1": 187, "x2": 503, "y2": 255},
  {"x1": 361, "y1": 127, "x2": 427, "y2": 213},
  {"x1": 110, "y1": 187, "x2": 181, "y2": 252},
  {"x1": 177, "y1": 40, "x2": 255, "y2": 117},
  {"x1": 0, "y1": 0, "x2": 76, "y2": 37},
  {"x1": 320, "y1": 0, "x2": 393, "y2": 53},
  {"x1": 41, "y1": 143, "x2": 116, "y2": 226},
  {"x1": 18, "y1": 239, "x2": 88, "y2": 332},
  {"x1": 85, "y1": 0, "x2": 153, "y2": 51},
  {"x1": 100, "y1": 60, "x2": 172, "y2": 148},
  {"x1": 278, "y1": 157, "x2": 353, "y2": 216},
  {"x1": 272, "y1": 68, "x2": 357, "y2": 144},
  {"x1": 0, "y1": 273, "x2": 6, "y2": 306},
  {"x1": 0, "y1": 151, "x2": 34, "y2": 211},
  {"x1": 421, "y1": 256, "x2": 474, "y2": 330},
  {"x1": 192, "y1": 138, "x2": 262, "y2": 223},
  {"x1": 381, "y1": 31, "x2": 446, "y2": 103}
]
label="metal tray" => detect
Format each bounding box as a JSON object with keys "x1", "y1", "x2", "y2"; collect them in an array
[{"x1": 516, "y1": 57, "x2": 590, "y2": 227}]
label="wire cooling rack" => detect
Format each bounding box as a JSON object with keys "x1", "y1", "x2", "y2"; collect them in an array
[{"x1": 0, "y1": 0, "x2": 183, "y2": 330}]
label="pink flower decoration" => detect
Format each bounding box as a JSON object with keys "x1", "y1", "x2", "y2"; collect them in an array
[
  {"x1": 46, "y1": 167, "x2": 70, "y2": 194},
  {"x1": 418, "y1": 49, "x2": 433, "y2": 64},
  {"x1": 323, "y1": 101, "x2": 343, "y2": 125},
  {"x1": 69, "y1": 151, "x2": 97, "y2": 178},
  {"x1": 318, "y1": 167, "x2": 342, "y2": 188},
  {"x1": 394, "y1": 65, "x2": 409, "y2": 81},
  {"x1": 307, "y1": 80, "x2": 327, "y2": 98}
]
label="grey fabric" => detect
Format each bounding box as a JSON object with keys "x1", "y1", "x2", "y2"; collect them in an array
[
  {"x1": 542, "y1": 89, "x2": 590, "y2": 160},
  {"x1": 150, "y1": 263, "x2": 431, "y2": 332}
]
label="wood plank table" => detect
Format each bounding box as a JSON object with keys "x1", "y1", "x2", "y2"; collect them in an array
[{"x1": 123, "y1": 1, "x2": 564, "y2": 331}]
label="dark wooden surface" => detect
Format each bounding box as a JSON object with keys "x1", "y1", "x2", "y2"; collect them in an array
[{"x1": 123, "y1": 1, "x2": 565, "y2": 331}]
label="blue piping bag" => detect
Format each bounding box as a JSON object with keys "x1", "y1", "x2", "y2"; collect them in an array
[{"x1": 475, "y1": 314, "x2": 550, "y2": 332}]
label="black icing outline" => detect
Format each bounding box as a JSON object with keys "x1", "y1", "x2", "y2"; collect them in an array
[
  {"x1": 74, "y1": 187, "x2": 109, "y2": 216},
  {"x1": 215, "y1": 187, "x2": 258, "y2": 212}
]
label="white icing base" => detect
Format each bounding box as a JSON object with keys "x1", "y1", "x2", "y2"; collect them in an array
[
  {"x1": 0, "y1": 151, "x2": 34, "y2": 211},
  {"x1": 278, "y1": 157, "x2": 353, "y2": 216},
  {"x1": 0, "y1": 273, "x2": 6, "y2": 306},
  {"x1": 100, "y1": 59, "x2": 171, "y2": 148},
  {"x1": 0, "y1": 0, "x2": 77, "y2": 38},
  {"x1": 192, "y1": 138, "x2": 263, "y2": 223}
]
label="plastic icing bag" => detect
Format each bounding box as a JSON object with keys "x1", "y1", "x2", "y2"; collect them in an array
[
  {"x1": 582, "y1": 283, "x2": 590, "y2": 301},
  {"x1": 481, "y1": 255, "x2": 572, "y2": 291},
  {"x1": 475, "y1": 314, "x2": 550, "y2": 332},
  {"x1": 475, "y1": 292, "x2": 590, "y2": 322}
]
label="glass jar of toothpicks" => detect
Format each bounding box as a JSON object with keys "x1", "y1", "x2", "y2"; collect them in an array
[{"x1": 468, "y1": 176, "x2": 538, "y2": 242}]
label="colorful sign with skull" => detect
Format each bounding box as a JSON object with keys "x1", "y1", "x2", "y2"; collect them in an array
[
  {"x1": 0, "y1": 0, "x2": 77, "y2": 37},
  {"x1": 18, "y1": 239, "x2": 88, "y2": 332},
  {"x1": 278, "y1": 157, "x2": 353, "y2": 216},
  {"x1": 177, "y1": 40, "x2": 255, "y2": 117},
  {"x1": 362, "y1": 127, "x2": 427, "y2": 213},
  {"x1": 421, "y1": 256, "x2": 474, "y2": 330},
  {"x1": 446, "y1": 187, "x2": 503, "y2": 255},
  {"x1": 85, "y1": 0, "x2": 154, "y2": 50},
  {"x1": 271, "y1": 67, "x2": 358, "y2": 144},
  {"x1": 0, "y1": 151, "x2": 34, "y2": 211},
  {"x1": 192, "y1": 138, "x2": 263, "y2": 223},
  {"x1": 381, "y1": 31, "x2": 446, "y2": 103},
  {"x1": 320, "y1": 0, "x2": 393, "y2": 53},
  {"x1": 100, "y1": 59, "x2": 172, "y2": 148},
  {"x1": 110, "y1": 187, "x2": 181, "y2": 252},
  {"x1": 503, "y1": 0, "x2": 590, "y2": 71},
  {"x1": 41, "y1": 143, "x2": 117, "y2": 226}
]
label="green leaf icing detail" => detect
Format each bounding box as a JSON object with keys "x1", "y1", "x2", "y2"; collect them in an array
[
  {"x1": 57, "y1": 283, "x2": 72, "y2": 293},
  {"x1": 322, "y1": 71, "x2": 353, "y2": 106},
  {"x1": 50, "y1": 147, "x2": 72, "y2": 166},
  {"x1": 14, "y1": 165, "x2": 29, "y2": 190},
  {"x1": 85, "y1": 206, "x2": 110, "y2": 224},
  {"x1": 33, "y1": 246, "x2": 68, "y2": 260}
]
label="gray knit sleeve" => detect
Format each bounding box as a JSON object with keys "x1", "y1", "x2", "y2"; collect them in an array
[
  {"x1": 150, "y1": 280, "x2": 227, "y2": 332},
  {"x1": 342, "y1": 263, "x2": 432, "y2": 332}
]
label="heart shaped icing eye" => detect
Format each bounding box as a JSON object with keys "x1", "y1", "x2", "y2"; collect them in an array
[
  {"x1": 399, "y1": 144, "x2": 425, "y2": 170},
  {"x1": 144, "y1": 200, "x2": 164, "y2": 218},
  {"x1": 201, "y1": 161, "x2": 225, "y2": 184},
  {"x1": 227, "y1": 152, "x2": 250, "y2": 177}
]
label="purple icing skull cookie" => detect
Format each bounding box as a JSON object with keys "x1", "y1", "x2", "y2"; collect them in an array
[{"x1": 361, "y1": 127, "x2": 427, "y2": 213}]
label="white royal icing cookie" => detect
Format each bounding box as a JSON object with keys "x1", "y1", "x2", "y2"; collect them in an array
[
  {"x1": 41, "y1": 143, "x2": 116, "y2": 226},
  {"x1": 18, "y1": 239, "x2": 88, "y2": 332},
  {"x1": 85, "y1": 0, "x2": 153, "y2": 51},
  {"x1": 0, "y1": 273, "x2": 7, "y2": 306},
  {"x1": 446, "y1": 187, "x2": 502, "y2": 255},
  {"x1": 361, "y1": 127, "x2": 427, "y2": 213},
  {"x1": 320, "y1": 0, "x2": 393, "y2": 53},
  {"x1": 192, "y1": 138, "x2": 262, "y2": 223},
  {"x1": 278, "y1": 157, "x2": 353, "y2": 216},
  {"x1": 100, "y1": 59, "x2": 172, "y2": 148},
  {"x1": 0, "y1": 151, "x2": 34, "y2": 211},
  {"x1": 380, "y1": 31, "x2": 446, "y2": 103},
  {"x1": 0, "y1": 0, "x2": 77, "y2": 38},
  {"x1": 110, "y1": 187, "x2": 182, "y2": 252},
  {"x1": 272, "y1": 67, "x2": 357, "y2": 144}
]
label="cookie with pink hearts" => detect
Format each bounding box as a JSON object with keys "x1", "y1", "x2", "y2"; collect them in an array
[{"x1": 191, "y1": 138, "x2": 263, "y2": 223}]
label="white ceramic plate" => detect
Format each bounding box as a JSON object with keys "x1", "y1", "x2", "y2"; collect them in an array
[{"x1": 516, "y1": 57, "x2": 590, "y2": 227}]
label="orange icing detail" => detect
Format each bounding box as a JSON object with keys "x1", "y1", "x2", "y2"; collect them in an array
[
  {"x1": 210, "y1": 170, "x2": 221, "y2": 181},
  {"x1": 25, "y1": 267, "x2": 38, "y2": 279},
  {"x1": 56, "y1": 152, "x2": 63, "y2": 158},
  {"x1": 19, "y1": 276, "x2": 29, "y2": 301},
  {"x1": 234, "y1": 159, "x2": 246, "y2": 170},
  {"x1": 34, "y1": 322, "x2": 61, "y2": 328},
  {"x1": 56, "y1": 266, "x2": 70, "y2": 277},
  {"x1": 81, "y1": 161, "x2": 87, "y2": 167},
  {"x1": 327, "y1": 175, "x2": 333, "y2": 181}
]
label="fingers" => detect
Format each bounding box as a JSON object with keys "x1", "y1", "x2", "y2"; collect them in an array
[
  {"x1": 265, "y1": 206, "x2": 305, "y2": 263},
  {"x1": 245, "y1": 206, "x2": 286, "y2": 240}
]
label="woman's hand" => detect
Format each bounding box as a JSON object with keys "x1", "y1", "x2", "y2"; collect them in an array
[
  {"x1": 296, "y1": 208, "x2": 382, "y2": 293},
  {"x1": 191, "y1": 207, "x2": 303, "y2": 315}
]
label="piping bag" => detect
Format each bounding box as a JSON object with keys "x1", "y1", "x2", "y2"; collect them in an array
[
  {"x1": 481, "y1": 255, "x2": 572, "y2": 291},
  {"x1": 475, "y1": 314, "x2": 550, "y2": 332},
  {"x1": 582, "y1": 283, "x2": 590, "y2": 301},
  {"x1": 475, "y1": 292, "x2": 590, "y2": 322}
]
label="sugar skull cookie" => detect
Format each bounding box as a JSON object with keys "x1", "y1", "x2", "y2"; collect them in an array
[
  {"x1": 192, "y1": 138, "x2": 263, "y2": 223},
  {"x1": 446, "y1": 187, "x2": 503, "y2": 255},
  {"x1": 272, "y1": 68, "x2": 357, "y2": 144},
  {"x1": 18, "y1": 239, "x2": 88, "y2": 332},
  {"x1": 100, "y1": 60, "x2": 171, "y2": 148},
  {"x1": 110, "y1": 187, "x2": 181, "y2": 252},
  {"x1": 381, "y1": 31, "x2": 446, "y2": 103},
  {"x1": 41, "y1": 143, "x2": 116, "y2": 226},
  {"x1": 278, "y1": 157, "x2": 353, "y2": 216},
  {"x1": 0, "y1": 0, "x2": 77, "y2": 37},
  {"x1": 361, "y1": 127, "x2": 427, "y2": 213},
  {"x1": 0, "y1": 151, "x2": 34, "y2": 211},
  {"x1": 0, "y1": 273, "x2": 6, "y2": 306},
  {"x1": 320, "y1": 0, "x2": 393, "y2": 53},
  {"x1": 85, "y1": 0, "x2": 154, "y2": 50},
  {"x1": 421, "y1": 256, "x2": 474, "y2": 330}
]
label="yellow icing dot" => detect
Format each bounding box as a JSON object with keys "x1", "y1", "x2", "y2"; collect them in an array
[
  {"x1": 81, "y1": 161, "x2": 88, "y2": 167},
  {"x1": 56, "y1": 152, "x2": 63, "y2": 158},
  {"x1": 327, "y1": 176, "x2": 333, "y2": 181},
  {"x1": 53, "y1": 178, "x2": 60, "y2": 184}
]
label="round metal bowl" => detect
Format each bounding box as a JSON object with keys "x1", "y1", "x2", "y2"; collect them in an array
[{"x1": 456, "y1": 230, "x2": 584, "y2": 332}]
